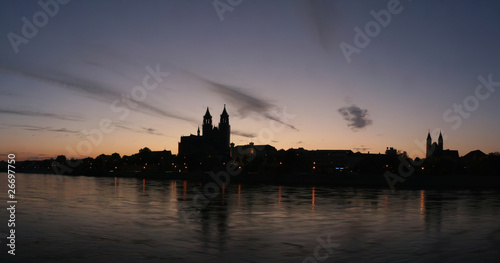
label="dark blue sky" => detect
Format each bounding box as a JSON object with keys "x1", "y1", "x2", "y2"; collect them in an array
[{"x1": 1, "y1": 0, "x2": 499, "y2": 160}]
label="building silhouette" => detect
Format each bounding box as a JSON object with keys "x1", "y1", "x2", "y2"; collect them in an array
[
  {"x1": 178, "y1": 105, "x2": 230, "y2": 159},
  {"x1": 426, "y1": 131, "x2": 459, "y2": 159}
]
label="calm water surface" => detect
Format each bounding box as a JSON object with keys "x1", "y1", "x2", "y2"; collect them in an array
[{"x1": 1, "y1": 173, "x2": 500, "y2": 262}]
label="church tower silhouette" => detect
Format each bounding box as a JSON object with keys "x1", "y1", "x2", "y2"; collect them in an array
[
  {"x1": 179, "y1": 105, "x2": 231, "y2": 158},
  {"x1": 426, "y1": 131, "x2": 444, "y2": 158},
  {"x1": 203, "y1": 107, "x2": 212, "y2": 137}
]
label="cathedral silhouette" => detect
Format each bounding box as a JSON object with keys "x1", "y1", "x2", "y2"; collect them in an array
[
  {"x1": 178, "y1": 105, "x2": 231, "y2": 159},
  {"x1": 426, "y1": 131, "x2": 459, "y2": 159}
]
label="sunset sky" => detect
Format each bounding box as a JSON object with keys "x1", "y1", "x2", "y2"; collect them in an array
[{"x1": 1, "y1": 0, "x2": 500, "y2": 161}]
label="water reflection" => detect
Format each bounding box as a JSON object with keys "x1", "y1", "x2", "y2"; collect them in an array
[
  {"x1": 238, "y1": 184, "x2": 241, "y2": 207},
  {"x1": 424, "y1": 191, "x2": 444, "y2": 233},
  {"x1": 142, "y1": 178, "x2": 145, "y2": 194},
  {"x1": 312, "y1": 186, "x2": 315, "y2": 210},
  {"x1": 5, "y1": 173, "x2": 500, "y2": 262},
  {"x1": 183, "y1": 180, "x2": 187, "y2": 200},
  {"x1": 278, "y1": 186, "x2": 281, "y2": 208},
  {"x1": 420, "y1": 190, "x2": 425, "y2": 214}
]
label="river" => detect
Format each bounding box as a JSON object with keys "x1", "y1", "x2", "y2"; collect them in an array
[{"x1": 1, "y1": 173, "x2": 499, "y2": 262}]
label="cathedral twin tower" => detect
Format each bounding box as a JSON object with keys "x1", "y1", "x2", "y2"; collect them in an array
[
  {"x1": 202, "y1": 105, "x2": 230, "y2": 153},
  {"x1": 178, "y1": 105, "x2": 230, "y2": 158}
]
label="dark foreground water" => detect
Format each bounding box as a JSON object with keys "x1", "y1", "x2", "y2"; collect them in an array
[{"x1": 1, "y1": 173, "x2": 500, "y2": 262}]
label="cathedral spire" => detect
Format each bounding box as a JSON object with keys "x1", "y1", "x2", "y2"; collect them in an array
[
  {"x1": 204, "y1": 107, "x2": 211, "y2": 118},
  {"x1": 203, "y1": 107, "x2": 212, "y2": 130},
  {"x1": 438, "y1": 131, "x2": 443, "y2": 151},
  {"x1": 221, "y1": 104, "x2": 228, "y2": 117}
]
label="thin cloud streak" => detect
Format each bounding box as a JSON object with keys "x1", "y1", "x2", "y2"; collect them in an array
[
  {"x1": 231, "y1": 130, "x2": 256, "y2": 138},
  {"x1": 113, "y1": 121, "x2": 170, "y2": 137},
  {"x1": 210, "y1": 83, "x2": 298, "y2": 130},
  {"x1": 179, "y1": 69, "x2": 298, "y2": 131},
  {"x1": 0, "y1": 108, "x2": 85, "y2": 122},
  {"x1": 11, "y1": 124, "x2": 80, "y2": 133},
  {"x1": 0, "y1": 66, "x2": 196, "y2": 123}
]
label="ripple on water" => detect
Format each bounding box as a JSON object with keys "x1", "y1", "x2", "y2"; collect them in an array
[{"x1": 6, "y1": 173, "x2": 500, "y2": 262}]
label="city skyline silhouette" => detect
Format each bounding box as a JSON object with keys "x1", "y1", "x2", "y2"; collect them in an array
[{"x1": 1, "y1": 1, "x2": 500, "y2": 162}]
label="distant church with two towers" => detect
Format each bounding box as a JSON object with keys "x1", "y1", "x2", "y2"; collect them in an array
[
  {"x1": 426, "y1": 131, "x2": 459, "y2": 160},
  {"x1": 178, "y1": 105, "x2": 231, "y2": 158}
]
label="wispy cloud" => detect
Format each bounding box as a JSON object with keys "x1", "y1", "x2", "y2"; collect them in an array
[
  {"x1": 11, "y1": 125, "x2": 81, "y2": 134},
  {"x1": 0, "y1": 90, "x2": 17, "y2": 96},
  {"x1": 140, "y1": 126, "x2": 164, "y2": 136},
  {"x1": 112, "y1": 121, "x2": 168, "y2": 137},
  {"x1": 0, "y1": 108, "x2": 85, "y2": 121},
  {"x1": 0, "y1": 66, "x2": 196, "y2": 123},
  {"x1": 353, "y1": 145, "x2": 371, "y2": 152},
  {"x1": 338, "y1": 104, "x2": 373, "y2": 131},
  {"x1": 180, "y1": 70, "x2": 298, "y2": 131},
  {"x1": 231, "y1": 130, "x2": 256, "y2": 138},
  {"x1": 211, "y1": 83, "x2": 298, "y2": 130}
]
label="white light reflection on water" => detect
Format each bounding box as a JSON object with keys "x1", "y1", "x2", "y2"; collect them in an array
[{"x1": 1, "y1": 173, "x2": 499, "y2": 262}]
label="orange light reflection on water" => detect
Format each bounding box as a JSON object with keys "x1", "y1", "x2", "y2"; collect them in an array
[
  {"x1": 222, "y1": 183, "x2": 225, "y2": 205},
  {"x1": 238, "y1": 184, "x2": 241, "y2": 207},
  {"x1": 278, "y1": 186, "x2": 281, "y2": 208},
  {"x1": 420, "y1": 190, "x2": 425, "y2": 214},
  {"x1": 312, "y1": 186, "x2": 315, "y2": 210},
  {"x1": 183, "y1": 181, "x2": 187, "y2": 200}
]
